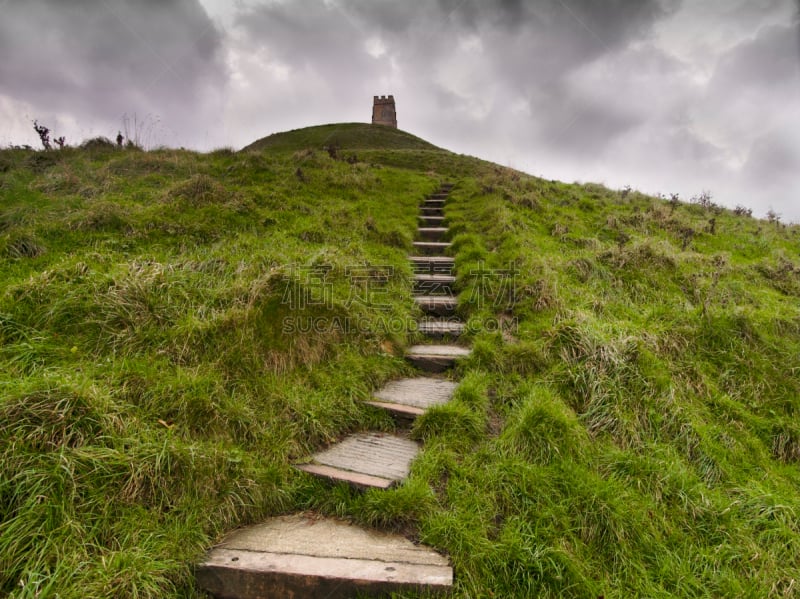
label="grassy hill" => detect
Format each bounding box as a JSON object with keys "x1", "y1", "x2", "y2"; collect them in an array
[
  {"x1": 2, "y1": 125, "x2": 800, "y2": 598},
  {"x1": 242, "y1": 122, "x2": 441, "y2": 153}
]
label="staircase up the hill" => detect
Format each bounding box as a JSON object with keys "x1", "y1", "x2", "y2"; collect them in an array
[{"x1": 196, "y1": 183, "x2": 469, "y2": 597}]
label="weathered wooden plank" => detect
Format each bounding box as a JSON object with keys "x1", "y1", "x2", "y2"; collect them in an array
[
  {"x1": 373, "y1": 377, "x2": 457, "y2": 411},
  {"x1": 409, "y1": 256, "x2": 455, "y2": 276},
  {"x1": 363, "y1": 400, "x2": 425, "y2": 419},
  {"x1": 407, "y1": 344, "x2": 471, "y2": 357},
  {"x1": 294, "y1": 433, "x2": 419, "y2": 488},
  {"x1": 413, "y1": 274, "x2": 456, "y2": 295},
  {"x1": 419, "y1": 206, "x2": 444, "y2": 215},
  {"x1": 295, "y1": 464, "x2": 394, "y2": 489},
  {"x1": 414, "y1": 295, "x2": 457, "y2": 316},
  {"x1": 406, "y1": 344, "x2": 471, "y2": 372},
  {"x1": 414, "y1": 274, "x2": 456, "y2": 284},
  {"x1": 416, "y1": 319, "x2": 465, "y2": 338},
  {"x1": 196, "y1": 515, "x2": 453, "y2": 598},
  {"x1": 411, "y1": 241, "x2": 451, "y2": 256},
  {"x1": 419, "y1": 215, "x2": 445, "y2": 226},
  {"x1": 418, "y1": 227, "x2": 448, "y2": 242}
]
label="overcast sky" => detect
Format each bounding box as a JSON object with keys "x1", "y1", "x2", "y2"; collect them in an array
[{"x1": 1, "y1": 0, "x2": 798, "y2": 220}]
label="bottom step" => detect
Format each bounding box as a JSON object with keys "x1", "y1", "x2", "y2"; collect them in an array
[{"x1": 197, "y1": 514, "x2": 453, "y2": 598}]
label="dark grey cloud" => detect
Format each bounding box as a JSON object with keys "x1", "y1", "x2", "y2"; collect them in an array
[
  {"x1": 0, "y1": 0, "x2": 226, "y2": 146},
  {"x1": 235, "y1": 0, "x2": 380, "y2": 81},
  {"x1": 708, "y1": 22, "x2": 799, "y2": 94}
]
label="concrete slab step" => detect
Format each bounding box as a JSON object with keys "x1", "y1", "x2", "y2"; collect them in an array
[
  {"x1": 414, "y1": 295, "x2": 456, "y2": 316},
  {"x1": 417, "y1": 319, "x2": 465, "y2": 339},
  {"x1": 406, "y1": 344, "x2": 471, "y2": 373},
  {"x1": 417, "y1": 227, "x2": 448, "y2": 242},
  {"x1": 294, "y1": 432, "x2": 418, "y2": 489},
  {"x1": 412, "y1": 241, "x2": 450, "y2": 256},
  {"x1": 196, "y1": 514, "x2": 452, "y2": 599},
  {"x1": 409, "y1": 256, "x2": 455, "y2": 275},
  {"x1": 365, "y1": 376, "x2": 457, "y2": 418}
]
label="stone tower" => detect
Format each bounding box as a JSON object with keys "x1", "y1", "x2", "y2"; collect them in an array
[{"x1": 372, "y1": 95, "x2": 397, "y2": 128}]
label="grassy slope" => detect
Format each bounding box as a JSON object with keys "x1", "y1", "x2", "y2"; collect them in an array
[
  {"x1": 443, "y1": 174, "x2": 800, "y2": 597},
  {"x1": 1, "y1": 127, "x2": 800, "y2": 598}
]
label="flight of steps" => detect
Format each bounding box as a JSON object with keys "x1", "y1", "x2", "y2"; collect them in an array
[{"x1": 196, "y1": 184, "x2": 468, "y2": 598}]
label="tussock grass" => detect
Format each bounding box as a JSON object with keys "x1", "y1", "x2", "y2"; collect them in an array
[
  {"x1": 439, "y1": 169, "x2": 800, "y2": 597},
  {"x1": 499, "y1": 386, "x2": 587, "y2": 464}
]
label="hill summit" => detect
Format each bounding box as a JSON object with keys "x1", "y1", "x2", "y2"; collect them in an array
[{"x1": 242, "y1": 122, "x2": 440, "y2": 153}]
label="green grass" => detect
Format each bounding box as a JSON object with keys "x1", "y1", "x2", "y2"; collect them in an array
[{"x1": 2, "y1": 126, "x2": 800, "y2": 597}]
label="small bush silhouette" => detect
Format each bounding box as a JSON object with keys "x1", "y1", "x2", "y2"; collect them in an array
[{"x1": 33, "y1": 120, "x2": 51, "y2": 150}]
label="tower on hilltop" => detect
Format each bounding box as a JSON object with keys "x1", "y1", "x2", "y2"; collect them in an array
[{"x1": 372, "y1": 95, "x2": 397, "y2": 128}]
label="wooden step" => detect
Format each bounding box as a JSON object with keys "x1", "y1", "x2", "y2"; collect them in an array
[
  {"x1": 419, "y1": 215, "x2": 445, "y2": 226},
  {"x1": 412, "y1": 241, "x2": 450, "y2": 256},
  {"x1": 294, "y1": 432, "x2": 418, "y2": 489},
  {"x1": 417, "y1": 319, "x2": 465, "y2": 339},
  {"x1": 428, "y1": 193, "x2": 449, "y2": 200},
  {"x1": 365, "y1": 376, "x2": 457, "y2": 418},
  {"x1": 406, "y1": 344, "x2": 471, "y2": 372},
  {"x1": 409, "y1": 256, "x2": 455, "y2": 275},
  {"x1": 417, "y1": 227, "x2": 448, "y2": 242},
  {"x1": 414, "y1": 295, "x2": 456, "y2": 316},
  {"x1": 196, "y1": 514, "x2": 453, "y2": 598},
  {"x1": 422, "y1": 199, "x2": 446, "y2": 208},
  {"x1": 413, "y1": 273, "x2": 456, "y2": 294}
]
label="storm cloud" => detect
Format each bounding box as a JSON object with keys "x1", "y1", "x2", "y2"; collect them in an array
[
  {"x1": 0, "y1": 0, "x2": 226, "y2": 147},
  {"x1": 1, "y1": 0, "x2": 798, "y2": 219}
]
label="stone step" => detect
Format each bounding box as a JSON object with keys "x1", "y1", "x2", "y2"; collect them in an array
[
  {"x1": 428, "y1": 193, "x2": 449, "y2": 200},
  {"x1": 417, "y1": 319, "x2": 465, "y2": 339},
  {"x1": 417, "y1": 227, "x2": 448, "y2": 242},
  {"x1": 294, "y1": 432, "x2": 418, "y2": 489},
  {"x1": 413, "y1": 273, "x2": 456, "y2": 294},
  {"x1": 406, "y1": 344, "x2": 471, "y2": 373},
  {"x1": 365, "y1": 376, "x2": 457, "y2": 418},
  {"x1": 196, "y1": 514, "x2": 453, "y2": 599},
  {"x1": 414, "y1": 295, "x2": 456, "y2": 316},
  {"x1": 411, "y1": 241, "x2": 450, "y2": 256},
  {"x1": 409, "y1": 256, "x2": 455, "y2": 275},
  {"x1": 420, "y1": 209, "x2": 444, "y2": 219},
  {"x1": 419, "y1": 215, "x2": 445, "y2": 226}
]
